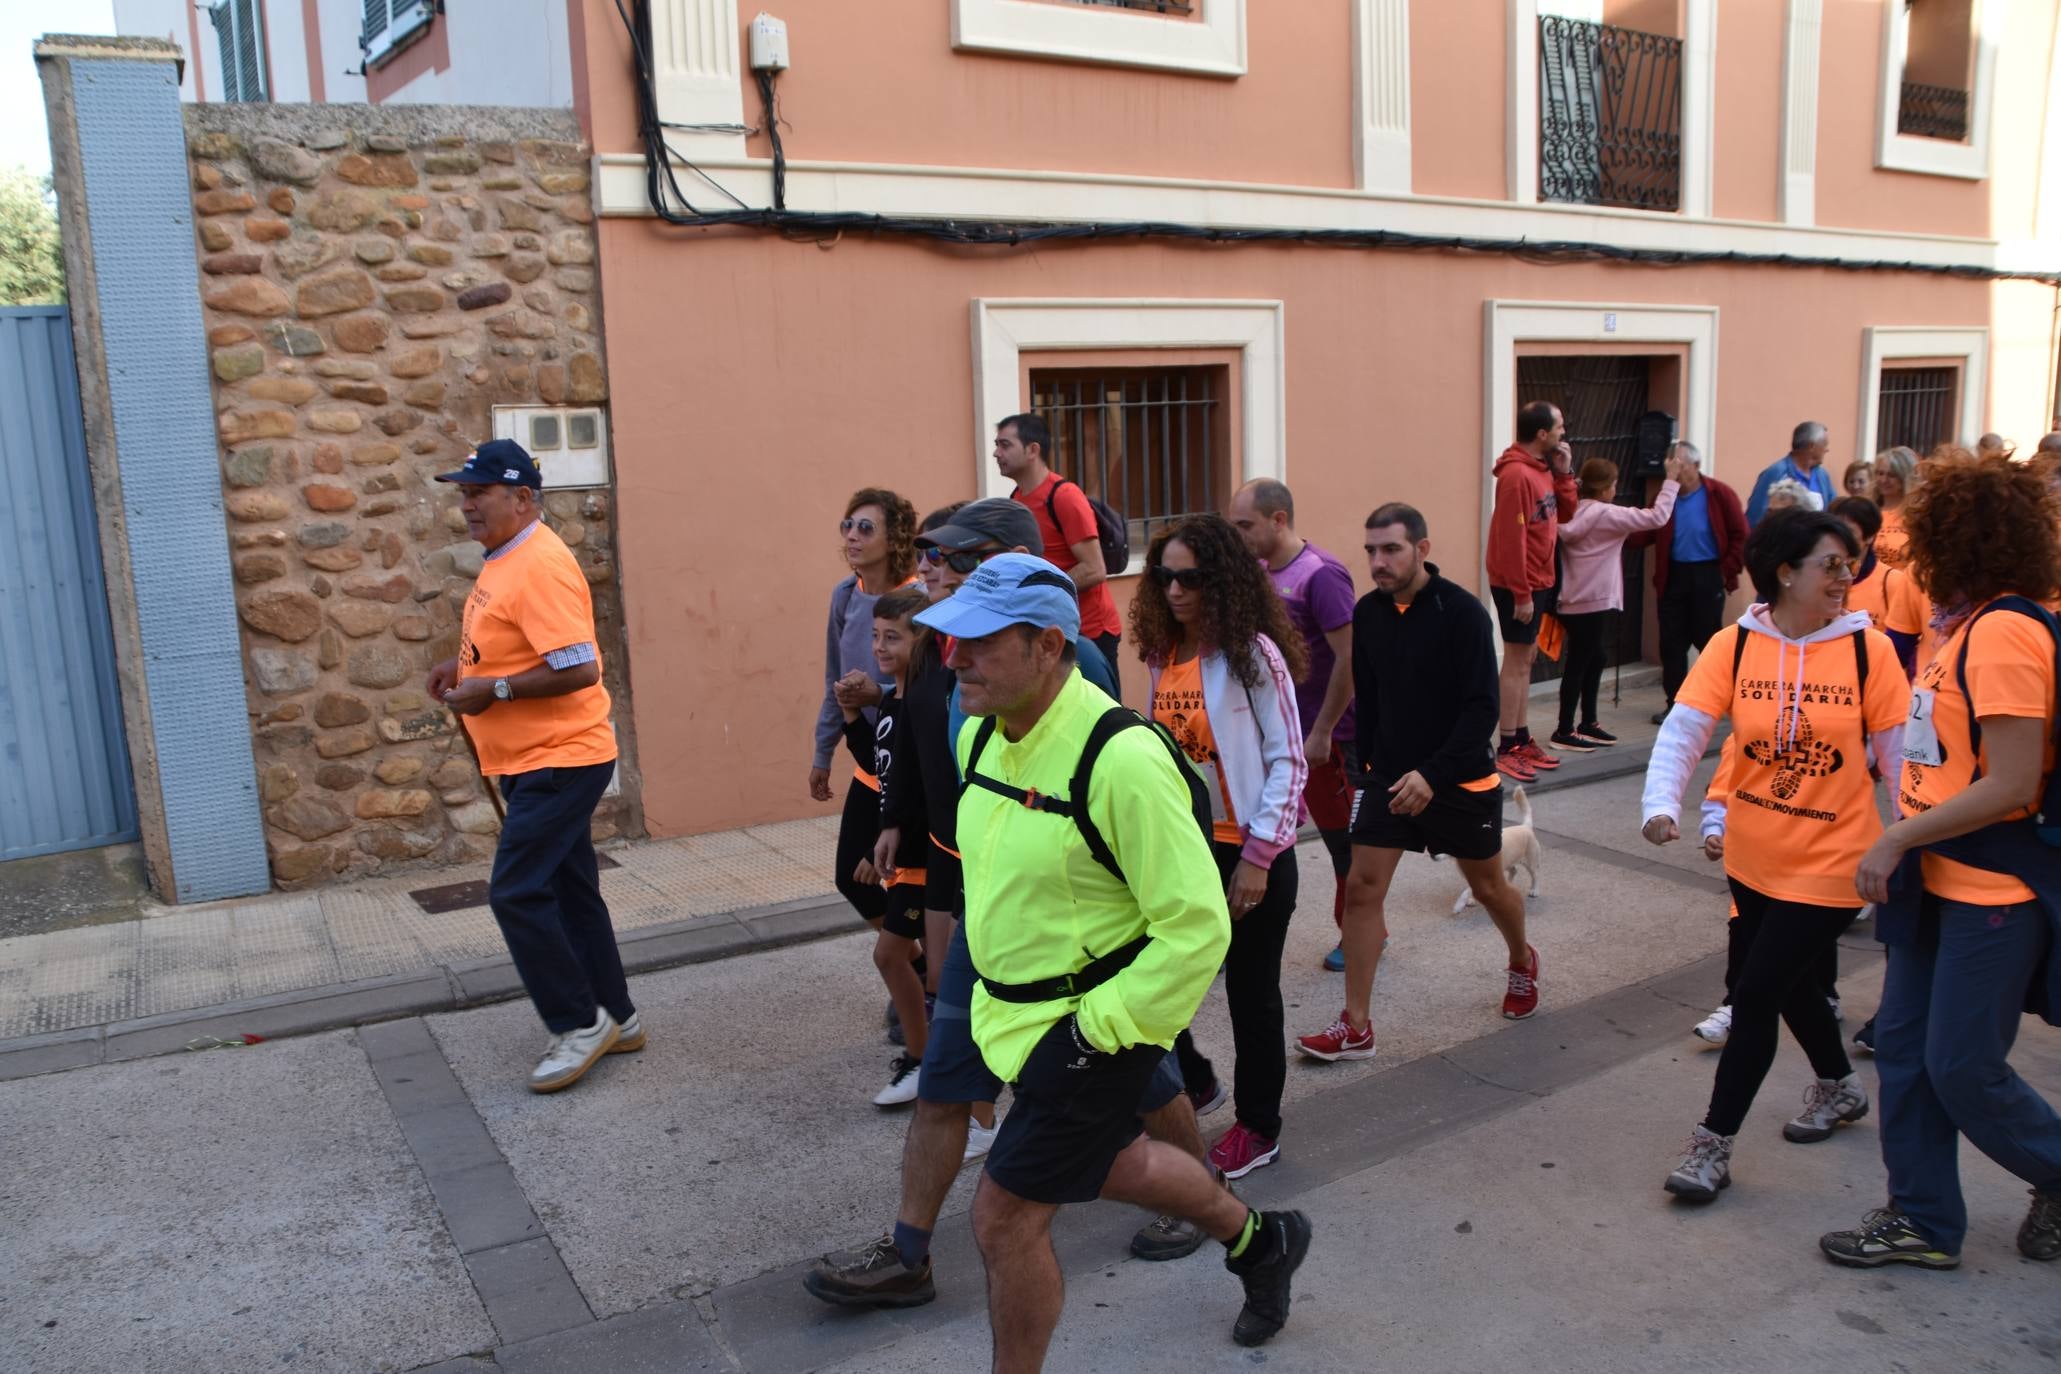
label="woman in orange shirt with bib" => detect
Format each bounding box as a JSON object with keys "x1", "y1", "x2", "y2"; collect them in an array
[
  {"x1": 1822, "y1": 451, "x2": 2061, "y2": 1271},
  {"x1": 1642, "y1": 510, "x2": 1908, "y2": 1203}
]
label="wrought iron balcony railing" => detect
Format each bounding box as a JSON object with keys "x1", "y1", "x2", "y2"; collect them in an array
[
  {"x1": 1897, "y1": 80, "x2": 1969, "y2": 142},
  {"x1": 1539, "y1": 15, "x2": 1682, "y2": 213}
]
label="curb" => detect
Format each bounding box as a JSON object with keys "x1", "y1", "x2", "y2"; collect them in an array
[{"x1": 0, "y1": 894, "x2": 859, "y2": 1084}]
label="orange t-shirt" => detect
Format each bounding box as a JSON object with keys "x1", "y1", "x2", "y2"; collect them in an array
[
  {"x1": 459, "y1": 523, "x2": 616, "y2": 777},
  {"x1": 1677, "y1": 623, "x2": 1908, "y2": 906},
  {"x1": 1875, "y1": 507, "x2": 1910, "y2": 569},
  {"x1": 1846, "y1": 563, "x2": 1925, "y2": 637},
  {"x1": 1899, "y1": 606, "x2": 2057, "y2": 905},
  {"x1": 1151, "y1": 656, "x2": 1243, "y2": 845}
]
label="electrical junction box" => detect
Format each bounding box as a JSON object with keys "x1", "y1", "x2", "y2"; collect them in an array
[
  {"x1": 750, "y1": 13, "x2": 789, "y2": 72},
  {"x1": 492, "y1": 405, "x2": 611, "y2": 489}
]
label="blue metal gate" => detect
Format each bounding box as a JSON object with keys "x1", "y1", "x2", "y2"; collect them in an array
[{"x1": 0, "y1": 306, "x2": 138, "y2": 860}]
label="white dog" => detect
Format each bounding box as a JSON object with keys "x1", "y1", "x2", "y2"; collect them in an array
[{"x1": 1444, "y1": 785, "x2": 1541, "y2": 912}]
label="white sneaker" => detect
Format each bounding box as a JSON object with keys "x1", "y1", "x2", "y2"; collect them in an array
[
  {"x1": 528, "y1": 1010, "x2": 620, "y2": 1093},
  {"x1": 872, "y1": 1054, "x2": 921, "y2": 1107},
  {"x1": 1692, "y1": 1003, "x2": 1732, "y2": 1046},
  {"x1": 609, "y1": 1011, "x2": 646, "y2": 1053},
  {"x1": 963, "y1": 1118, "x2": 998, "y2": 1163},
  {"x1": 1827, "y1": 996, "x2": 1844, "y2": 1024}
]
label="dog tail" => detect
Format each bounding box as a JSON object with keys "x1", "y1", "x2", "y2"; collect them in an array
[{"x1": 1511, "y1": 785, "x2": 1532, "y2": 829}]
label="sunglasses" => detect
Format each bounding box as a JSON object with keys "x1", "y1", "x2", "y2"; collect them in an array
[
  {"x1": 840, "y1": 517, "x2": 877, "y2": 537},
  {"x1": 920, "y1": 545, "x2": 995, "y2": 574},
  {"x1": 1148, "y1": 564, "x2": 1209, "y2": 591},
  {"x1": 1803, "y1": 554, "x2": 1857, "y2": 579}
]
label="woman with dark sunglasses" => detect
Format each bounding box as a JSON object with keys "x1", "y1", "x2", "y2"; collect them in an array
[
  {"x1": 812, "y1": 488, "x2": 919, "y2": 935},
  {"x1": 1130, "y1": 514, "x2": 1308, "y2": 1180}
]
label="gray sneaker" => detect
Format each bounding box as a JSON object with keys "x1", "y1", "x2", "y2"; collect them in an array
[
  {"x1": 1783, "y1": 1074, "x2": 1869, "y2": 1143},
  {"x1": 1131, "y1": 1213, "x2": 1206, "y2": 1261},
  {"x1": 2020, "y1": 1188, "x2": 2061, "y2": 1261},
  {"x1": 1663, "y1": 1125, "x2": 1733, "y2": 1202},
  {"x1": 802, "y1": 1234, "x2": 937, "y2": 1308}
]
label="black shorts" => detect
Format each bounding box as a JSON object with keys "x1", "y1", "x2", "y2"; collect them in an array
[
  {"x1": 1349, "y1": 777, "x2": 1503, "y2": 862},
  {"x1": 984, "y1": 1017, "x2": 1167, "y2": 1205},
  {"x1": 1491, "y1": 585, "x2": 1556, "y2": 647},
  {"x1": 880, "y1": 880, "x2": 927, "y2": 940},
  {"x1": 925, "y1": 842, "x2": 963, "y2": 915}
]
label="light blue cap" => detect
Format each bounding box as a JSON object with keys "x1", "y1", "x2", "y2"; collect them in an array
[{"x1": 913, "y1": 552, "x2": 1080, "y2": 644}]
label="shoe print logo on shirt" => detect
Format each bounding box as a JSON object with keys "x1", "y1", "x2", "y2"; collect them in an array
[{"x1": 1742, "y1": 706, "x2": 1844, "y2": 801}]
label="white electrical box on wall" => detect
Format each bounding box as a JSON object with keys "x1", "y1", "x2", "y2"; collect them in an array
[
  {"x1": 750, "y1": 13, "x2": 790, "y2": 71},
  {"x1": 491, "y1": 405, "x2": 611, "y2": 489}
]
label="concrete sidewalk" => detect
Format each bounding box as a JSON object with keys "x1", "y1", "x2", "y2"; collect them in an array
[{"x1": 0, "y1": 674, "x2": 1684, "y2": 1080}]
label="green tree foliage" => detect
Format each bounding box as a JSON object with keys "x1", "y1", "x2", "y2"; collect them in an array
[{"x1": 0, "y1": 168, "x2": 65, "y2": 306}]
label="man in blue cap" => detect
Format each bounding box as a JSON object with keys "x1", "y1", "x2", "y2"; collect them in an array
[
  {"x1": 920, "y1": 552, "x2": 1313, "y2": 1361},
  {"x1": 427, "y1": 439, "x2": 638, "y2": 1093}
]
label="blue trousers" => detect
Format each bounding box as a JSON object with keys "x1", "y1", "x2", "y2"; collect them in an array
[
  {"x1": 1877, "y1": 897, "x2": 2061, "y2": 1254},
  {"x1": 490, "y1": 761, "x2": 634, "y2": 1034}
]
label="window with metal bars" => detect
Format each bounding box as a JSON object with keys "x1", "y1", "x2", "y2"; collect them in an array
[
  {"x1": 209, "y1": 0, "x2": 267, "y2": 103},
  {"x1": 1876, "y1": 366, "x2": 1958, "y2": 454},
  {"x1": 1538, "y1": 15, "x2": 1681, "y2": 211},
  {"x1": 1063, "y1": 0, "x2": 1195, "y2": 13},
  {"x1": 1029, "y1": 365, "x2": 1226, "y2": 549}
]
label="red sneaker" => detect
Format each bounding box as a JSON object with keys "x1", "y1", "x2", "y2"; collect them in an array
[
  {"x1": 1207, "y1": 1122, "x2": 1281, "y2": 1180},
  {"x1": 1494, "y1": 749, "x2": 1536, "y2": 783},
  {"x1": 1516, "y1": 739, "x2": 1561, "y2": 771},
  {"x1": 1503, "y1": 945, "x2": 1540, "y2": 1020},
  {"x1": 1296, "y1": 1012, "x2": 1376, "y2": 1062}
]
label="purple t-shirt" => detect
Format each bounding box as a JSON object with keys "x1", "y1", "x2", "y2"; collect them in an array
[{"x1": 1268, "y1": 541, "x2": 1356, "y2": 742}]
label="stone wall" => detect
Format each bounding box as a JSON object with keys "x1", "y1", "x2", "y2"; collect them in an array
[{"x1": 182, "y1": 104, "x2": 639, "y2": 889}]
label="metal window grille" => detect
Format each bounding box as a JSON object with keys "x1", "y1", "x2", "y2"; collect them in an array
[
  {"x1": 209, "y1": 0, "x2": 267, "y2": 103},
  {"x1": 1538, "y1": 15, "x2": 1681, "y2": 211},
  {"x1": 1030, "y1": 366, "x2": 1223, "y2": 547},
  {"x1": 1877, "y1": 366, "x2": 1957, "y2": 454},
  {"x1": 1897, "y1": 81, "x2": 1969, "y2": 141},
  {"x1": 1066, "y1": 0, "x2": 1195, "y2": 13}
]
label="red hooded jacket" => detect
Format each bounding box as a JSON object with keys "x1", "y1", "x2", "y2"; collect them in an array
[{"x1": 1486, "y1": 444, "x2": 1578, "y2": 598}]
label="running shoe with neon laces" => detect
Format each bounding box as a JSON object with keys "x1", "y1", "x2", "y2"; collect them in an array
[
  {"x1": 1663, "y1": 1125, "x2": 1733, "y2": 1202},
  {"x1": 1226, "y1": 1210, "x2": 1312, "y2": 1347},
  {"x1": 1209, "y1": 1122, "x2": 1281, "y2": 1180},
  {"x1": 1189, "y1": 1078, "x2": 1230, "y2": 1116},
  {"x1": 1494, "y1": 747, "x2": 1536, "y2": 783},
  {"x1": 1783, "y1": 1073, "x2": 1870, "y2": 1142},
  {"x1": 1574, "y1": 721, "x2": 1618, "y2": 745},
  {"x1": 803, "y1": 1233, "x2": 938, "y2": 1307},
  {"x1": 1296, "y1": 1012, "x2": 1376, "y2": 1062},
  {"x1": 2020, "y1": 1188, "x2": 2061, "y2": 1260},
  {"x1": 1692, "y1": 1003, "x2": 1732, "y2": 1045},
  {"x1": 1548, "y1": 728, "x2": 1596, "y2": 753},
  {"x1": 871, "y1": 1054, "x2": 921, "y2": 1107},
  {"x1": 1516, "y1": 738, "x2": 1562, "y2": 771},
  {"x1": 1819, "y1": 1209, "x2": 1959, "y2": 1269},
  {"x1": 1502, "y1": 945, "x2": 1540, "y2": 1019}
]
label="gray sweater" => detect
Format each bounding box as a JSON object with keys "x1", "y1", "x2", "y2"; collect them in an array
[{"x1": 813, "y1": 575, "x2": 899, "y2": 771}]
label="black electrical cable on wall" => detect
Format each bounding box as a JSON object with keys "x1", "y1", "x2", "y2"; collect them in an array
[{"x1": 613, "y1": 1, "x2": 2061, "y2": 286}]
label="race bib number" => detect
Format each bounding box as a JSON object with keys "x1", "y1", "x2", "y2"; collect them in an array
[{"x1": 1903, "y1": 686, "x2": 1943, "y2": 767}]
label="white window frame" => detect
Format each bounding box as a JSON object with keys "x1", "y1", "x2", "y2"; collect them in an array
[
  {"x1": 209, "y1": 0, "x2": 268, "y2": 102},
  {"x1": 1509, "y1": 0, "x2": 1715, "y2": 218},
  {"x1": 969, "y1": 299, "x2": 1284, "y2": 573},
  {"x1": 361, "y1": 0, "x2": 437, "y2": 71},
  {"x1": 951, "y1": 0, "x2": 1247, "y2": 78},
  {"x1": 1874, "y1": 0, "x2": 2003, "y2": 181},
  {"x1": 1854, "y1": 326, "x2": 1987, "y2": 464}
]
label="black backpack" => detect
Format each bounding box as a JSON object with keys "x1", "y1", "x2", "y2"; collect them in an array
[
  {"x1": 1045, "y1": 478, "x2": 1131, "y2": 577},
  {"x1": 960, "y1": 705, "x2": 1210, "y2": 882}
]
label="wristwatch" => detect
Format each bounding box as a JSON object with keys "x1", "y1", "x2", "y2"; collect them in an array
[{"x1": 492, "y1": 678, "x2": 513, "y2": 701}]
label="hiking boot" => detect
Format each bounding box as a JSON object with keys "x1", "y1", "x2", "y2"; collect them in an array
[
  {"x1": 871, "y1": 1054, "x2": 921, "y2": 1107},
  {"x1": 1131, "y1": 1213, "x2": 1207, "y2": 1262},
  {"x1": 1502, "y1": 945, "x2": 1540, "y2": 1020},
  {"x1": 1692, "y1": 1003, "x2": 1732, "y2": 1046},
  {"x1": 1296, "y1": 1012, "x2": 1376, "y2": 1062},
  {"x1": 1548, "y1": 728, "x2": 1596, "y2": 754},
  {"x1": 1494, "y1": 748, "x2": 1537, "y2": 783},
  {"x1": 2020, "y1": 1188, "x2": 2061, "y2": 1261},
  {"x1": 1208, "y1": 1122, "x2": 1280, "y2": 1180},
  {"x1": 527, "y1": 1011, "x2": 619, "y2": 1093},
  {"x1": 1664, "y1": 1125, "x2": 1733, "y2": 1202},
  {"x1": 1322, "y1": 943, "x2": 1345, "y2": 972},
  {"x1": 1852, "y1": 1017, "x2": 1877, "y2": 1056},
  {"x1": 1189, "y1": 1078, "x2": 1230, "y2": 1117},
  {"x1": 1574, "y1": 722, "x2": 1618, "y2": 745},
  {"x1": 1225, "y1": 1209, "x2": 1312, "y2": 1347},
  {"x1": 1784, "y1": 1074, "x2": 1869, "y2": 1143},
  {"x1": 1819, "y1": 1209, "x2": 1959, "y2": 1269},
  {"x1": 1516, "y1": 738, "x2": 1562, "y2": 771},
  {"x1": 608, "y1": 1011, "x2": 646, "y2": 1053},
  {"x1": 803, "y1": 1234, "x2": 938, "y2": 1307}
]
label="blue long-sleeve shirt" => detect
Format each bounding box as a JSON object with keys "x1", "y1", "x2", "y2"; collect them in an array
[{"x1": 1745, "y1": 455, "x2": 1838, "y2": 525}]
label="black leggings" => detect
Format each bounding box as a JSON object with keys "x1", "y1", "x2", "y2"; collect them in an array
[
  {"x1": 834, "y1": 776, "x2": 887, "y2": 922},
  {"x1": 1555, "y1": 609, "x2": 1616, "y2": 733},
  {"x1": 1174, "y1": 841, "x2": 1299, "y2": 1140},
  {"x1": 1703, "y1": 879, "x2": 1856, "y2": 1137},
  {"x1": 1722, "y1": 909, "x2": 1848, "y2": 1007}
]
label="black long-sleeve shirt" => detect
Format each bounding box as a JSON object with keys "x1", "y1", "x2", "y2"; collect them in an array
[
  {"x1": 847, "y1": 671, "x2": 936, "y2": 871},
  {"x1": 878, "y1": 647, "x2": 958, "y2": 854},
  {"x1": 1351, "y1": 563, "x2": 1499, "y2": 790}
]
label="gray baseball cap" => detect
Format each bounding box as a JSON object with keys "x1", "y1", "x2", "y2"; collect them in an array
[{"x1": 913, "y1": 497, "x2": 1044, "y2": 555}]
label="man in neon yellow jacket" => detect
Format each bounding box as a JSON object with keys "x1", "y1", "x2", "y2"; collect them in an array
[{"x1": 919, "y1": 552, "x2": 1313, "y2": 1365}]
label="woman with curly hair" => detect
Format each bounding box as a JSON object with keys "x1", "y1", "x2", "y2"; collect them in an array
[
  {"x1": 1825, "y1": 451, "x2": 2061, "y2": 1271},
  {"x1": 810, "y1": 487, "x2": 920, "y2": 936},
  {"x1": 1130, "y1": 514, "x2": 1308, "y2": 1180}
]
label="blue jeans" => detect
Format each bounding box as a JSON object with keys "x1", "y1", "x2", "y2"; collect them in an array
[
  {"x1": 1877, "y1": 897, "x2": 2061, "y2": 1254},
  {"x1": 490, "y1": 761, "x2": 634, "y2": 1034}
]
